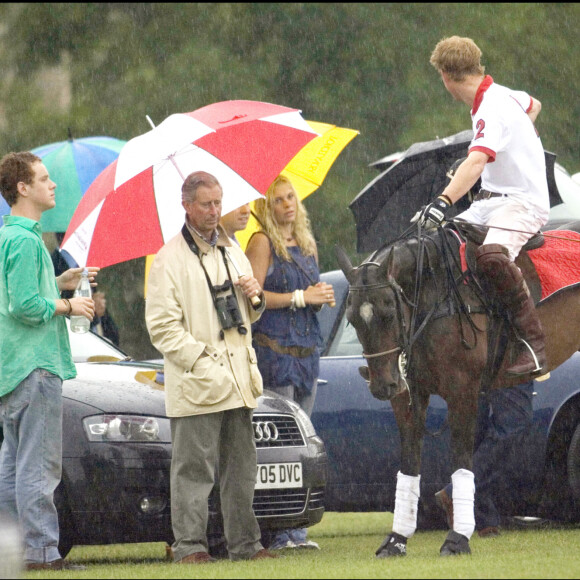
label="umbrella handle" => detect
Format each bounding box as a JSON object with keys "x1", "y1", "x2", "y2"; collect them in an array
[{"x1": 238, "y1": 274, "x2": 262, "y2": 307}]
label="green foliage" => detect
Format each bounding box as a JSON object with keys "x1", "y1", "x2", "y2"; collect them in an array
[{"x1": 1, "y1": 3, "x2": 578, "y2": 356}]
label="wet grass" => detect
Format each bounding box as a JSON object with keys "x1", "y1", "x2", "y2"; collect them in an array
[{"x1": 23, "y1": 512, "x2": 580, "y2": 579}]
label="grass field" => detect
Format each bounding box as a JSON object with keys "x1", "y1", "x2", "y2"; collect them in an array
[{"x1": 23, "y1": 512, "x2": 580, "y2": 579}]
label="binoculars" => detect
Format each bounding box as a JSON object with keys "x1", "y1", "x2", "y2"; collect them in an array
[{"x1": 213, "y1": 280, "x2": 246, "y2": 334}]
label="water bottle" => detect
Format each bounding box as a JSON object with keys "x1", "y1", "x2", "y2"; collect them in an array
[{"x1": 70, "y1": 268, "x2": 91, "y2": 333}]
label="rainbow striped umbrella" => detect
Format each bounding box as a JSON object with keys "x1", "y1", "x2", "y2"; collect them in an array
[
  {"x1": 0, "y1": 134, "x2": 126, "y2": 231},
  {"x1": 0, "y1": 196, "x2": 8, "y2": 224},
  {"x1": 35, "y1": 134, "x2": 126, "y2": 232}
]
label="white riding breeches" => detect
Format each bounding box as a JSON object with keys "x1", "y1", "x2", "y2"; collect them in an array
[{"x1": 456, "y1": 197, "x2": 546, "y2": 261}]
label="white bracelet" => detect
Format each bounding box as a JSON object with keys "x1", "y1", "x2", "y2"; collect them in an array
[
  {"x1": 290, "y1": 291, "x2": 297, "y2": 311},
  {"x1": 294, "y1": 289, "x2": 305, "y2": 308},
  {"x1": 299, "y1": 289, "x2": 306, "y2": 308}
]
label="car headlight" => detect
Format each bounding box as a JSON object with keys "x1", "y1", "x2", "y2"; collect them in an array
[{"x1": 83, "y1": 414, "x2": 171, "y2": 443}]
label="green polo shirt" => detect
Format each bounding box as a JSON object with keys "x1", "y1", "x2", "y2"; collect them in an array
[{"x1": 0, "y1": 215, "x2": 76, "y2": 397}]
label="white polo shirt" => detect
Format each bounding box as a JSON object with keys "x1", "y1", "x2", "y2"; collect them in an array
[{"x1": 469, "y1": 76, "x2": 549, "y2": 221}]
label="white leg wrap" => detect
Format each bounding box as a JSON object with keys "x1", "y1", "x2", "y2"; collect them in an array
[
  {"x1": 451, "y1": 468, "x2": 475, "y2": 539},
  {"x1": 392, "y1": 471, "x2": 421, "y2": 538}
]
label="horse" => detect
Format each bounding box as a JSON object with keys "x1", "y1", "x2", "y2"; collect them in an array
[{"x1": 335, "y1": 222, "x2": 580, "y2": 557}]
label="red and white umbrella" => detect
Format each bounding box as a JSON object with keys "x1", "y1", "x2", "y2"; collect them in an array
[{"x1": 61, "y1": 100, "x2": 318, "y2": 268}]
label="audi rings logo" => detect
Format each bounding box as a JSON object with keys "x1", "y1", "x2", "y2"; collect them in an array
[{"x1": 253, "y1": 421, "x2": 279, "y2": 442}]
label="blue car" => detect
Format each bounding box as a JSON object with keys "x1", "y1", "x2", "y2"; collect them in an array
[{"x1": 312, "y1": 268, "x2": 580, "y2": 527}]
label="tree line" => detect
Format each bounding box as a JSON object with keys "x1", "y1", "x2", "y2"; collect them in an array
[{"x1": 0, "y1": 3, "x2": 577, "y2": 357}]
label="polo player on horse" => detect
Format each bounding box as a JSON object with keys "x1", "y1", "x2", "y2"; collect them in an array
[{"x1": 416, "y1": 35, "x2": 549, "y2": 377}]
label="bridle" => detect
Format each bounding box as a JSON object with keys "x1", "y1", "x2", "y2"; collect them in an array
[
  {"x1": 362, "y1": 346, "x2": 401, "y2": 359},
  {"x1": 348, "y1": 227, "x2": 483, "y2": 378},
  {"x1": 347, "y1": 261, "x2": 415, "y2": 398},
  {"x1": 349, "y1": 276, "x2": 412, "y2": 358}
]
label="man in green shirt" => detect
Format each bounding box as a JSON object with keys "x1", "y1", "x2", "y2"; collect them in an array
[{"x1": 0, "y1": 151, "x2": 97, "y2": 571}]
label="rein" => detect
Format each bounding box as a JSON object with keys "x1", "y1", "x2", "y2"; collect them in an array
[{"x1": 350, "y1": 225, "x2": 485, "y2": 368}]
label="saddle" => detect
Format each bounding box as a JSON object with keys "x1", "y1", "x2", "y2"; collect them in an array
[
  {"x1": 447, "y1": 219, "x2": 580, "y2": 390},
  {"x1": 451, "y1": 220, "x2": 544, "y2": 304},
  {"x1": 452, "y1": 218, "x2": 580, "y2": 305}
]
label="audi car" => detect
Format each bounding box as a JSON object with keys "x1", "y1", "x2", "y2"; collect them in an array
[{"x1": 0, "y1": 325, "x2": 326, "y2": 557}]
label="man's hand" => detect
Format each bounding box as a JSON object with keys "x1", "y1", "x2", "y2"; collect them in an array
[
  {"x1": 234, "y1": 274, "x2": 262, "y2": 307},
  {"x1": 57, "y1": 266, "x2": 100, "y2": 292},
  {"x1": 410, "y1": 196, "x2": 452, "y2": 229},
  {"x1": 69, "y1": 296, "x2": 95, "y2": 320}
]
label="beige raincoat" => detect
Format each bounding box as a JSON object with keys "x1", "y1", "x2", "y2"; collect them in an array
[{"x1": 145, "y1": 225, "x2": 265, "y2": 417}]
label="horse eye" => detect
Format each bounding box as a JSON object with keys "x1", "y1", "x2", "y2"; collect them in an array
[{"x1": 379, "y1": 308, "x2": 395, "y2": 324}]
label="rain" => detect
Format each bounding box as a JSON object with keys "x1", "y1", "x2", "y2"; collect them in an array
[{"x1": 0, "y1": 2, "x2": 578, "y2": 360}]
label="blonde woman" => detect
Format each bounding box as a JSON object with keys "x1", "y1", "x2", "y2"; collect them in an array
[{"x1": 245, "y1": 175, "x2": 334, "y2": 550}]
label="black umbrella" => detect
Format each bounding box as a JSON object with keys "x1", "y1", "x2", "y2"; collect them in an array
[{"x1": 350, "y1": 130, "x2": 562, "y2": 253}]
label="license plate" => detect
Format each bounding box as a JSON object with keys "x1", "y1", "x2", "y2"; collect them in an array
[{"x1": 255, "y1": 462, "x2": 303, "y2": 489}]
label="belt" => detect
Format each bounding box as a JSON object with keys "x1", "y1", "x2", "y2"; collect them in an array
[
  {"x1": 473, "y1": 189, "x2": 508, "y2": 202},
  {"x1": 253, "y1": 332, "x2": 316, "y2": 358}
]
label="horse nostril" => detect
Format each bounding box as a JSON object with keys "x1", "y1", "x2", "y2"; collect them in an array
[{"x1": 358, "y1": 366, "x2": 370, "y2": 382}]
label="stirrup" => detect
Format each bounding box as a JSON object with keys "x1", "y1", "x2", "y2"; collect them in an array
[{"x1": 506, "y1": 338, "x2": 545, "y2": 376}]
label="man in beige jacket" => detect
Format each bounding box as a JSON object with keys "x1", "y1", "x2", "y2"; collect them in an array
[{"x1": 145, "y1": 171, "x2": 277, "y2": 563}]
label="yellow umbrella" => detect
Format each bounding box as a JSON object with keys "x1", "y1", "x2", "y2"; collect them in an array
[
  {"x1": 144, "y1": 121, "x2": 358, "y2": 295},
  {"x1": 236, "y1": 121, "x2": 358, "y2": 249}
]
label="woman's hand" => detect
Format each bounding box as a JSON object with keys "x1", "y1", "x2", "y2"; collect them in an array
[
  {"x1": 304, "y1": 282, "x2": 335, "y2": 307},
  {"x1": 69, "y1": 296, "x2": 95, "y2": 320}
]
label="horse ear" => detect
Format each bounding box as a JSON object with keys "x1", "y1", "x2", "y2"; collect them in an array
[
  {"x1": 378, "y1": 247, "x2": 393, "y2": 280},
  {"x1": 335, "y1": 245, "x2": 355, "y2": 283}
]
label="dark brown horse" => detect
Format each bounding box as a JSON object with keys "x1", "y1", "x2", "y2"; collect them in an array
[{"x1": 336, "y1": 224, "x2": 580, "y2": 557}]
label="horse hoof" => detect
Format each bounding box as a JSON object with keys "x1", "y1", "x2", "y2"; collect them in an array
[
  {"x1": 375, "y1": 532, "x2": 407, "y2": 558},
  {"x1": 439, "y1": 531, "x2": 471, "y2": 556}
]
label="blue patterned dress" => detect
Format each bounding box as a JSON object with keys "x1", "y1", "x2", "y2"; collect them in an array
[{"x1": 252, "y1": 243, "x2": 322, "y2": 392}]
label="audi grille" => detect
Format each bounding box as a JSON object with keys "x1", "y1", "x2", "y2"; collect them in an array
[{"x1": 252, "y1": 413, "x2": 305, "y2": 448}]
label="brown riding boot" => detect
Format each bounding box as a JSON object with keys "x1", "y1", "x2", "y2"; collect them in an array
[{"x1": 475, "y1": 244, "x2": 546, "y2": 376}]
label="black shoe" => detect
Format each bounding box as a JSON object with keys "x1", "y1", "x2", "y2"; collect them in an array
[
  {"x1": 440, "y1": 530, "x2": 471, "y2": 556},
  {"x1": 375, "y1": 532, "x2": 407, "y2": 558},
  {"x1": 506, "y1": 340, "x2": 546, "y2": 376}
]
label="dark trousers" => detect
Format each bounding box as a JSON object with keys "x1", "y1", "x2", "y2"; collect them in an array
[
  {"x1": 445, "y1": 381, "x2": 534, "y2": 529},
  {"x1": 170, "y1": 407, "x2": 263, "y2": 561}
]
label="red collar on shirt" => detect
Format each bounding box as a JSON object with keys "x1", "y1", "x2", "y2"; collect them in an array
[{"x1": 471, "y1": 75, "x2": 494, "y2": 116}]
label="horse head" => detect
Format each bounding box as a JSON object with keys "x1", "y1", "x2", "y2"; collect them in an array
[{"x1": 336, "y1": 244, "x2": 413, "y2": 401}]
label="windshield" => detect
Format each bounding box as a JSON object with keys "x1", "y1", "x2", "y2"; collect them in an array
[{"x1": 67, "y1": 318, "x2": 129, "y2": 363}]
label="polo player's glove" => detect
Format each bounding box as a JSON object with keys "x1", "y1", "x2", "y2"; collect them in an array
[{"x1": 410, "y1": 196, "x2": 452, "y2": 229}]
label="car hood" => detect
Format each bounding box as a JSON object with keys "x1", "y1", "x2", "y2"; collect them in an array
[
  {"x1": 64, "y1": 361, "x2": 166, "y2": 416},
  {"x1": 64, "y1": 360, "x2": 299, "y2": 416}
]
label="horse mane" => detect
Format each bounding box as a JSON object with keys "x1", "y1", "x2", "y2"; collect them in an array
[
  {"x1": 360, "y1": 227, "x2": 485, "y2": 348},
  {"x1": 362, "y1": 229, "x2": 458, "y2": 284}
]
